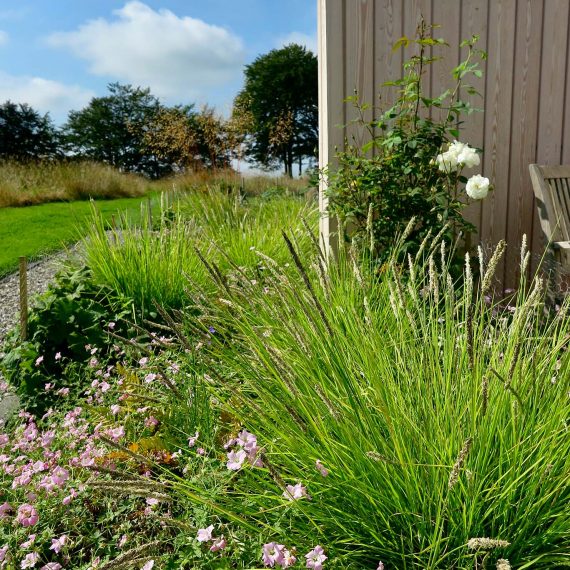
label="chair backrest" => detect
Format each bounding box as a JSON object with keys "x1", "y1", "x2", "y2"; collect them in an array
[{"x1": 529, "y1": 164, "x2": 570, "y2": 244}]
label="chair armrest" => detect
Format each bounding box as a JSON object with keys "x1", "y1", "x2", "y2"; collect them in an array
[{"x1": 553, "y1": 241, "x2": 570, "y2": 250}]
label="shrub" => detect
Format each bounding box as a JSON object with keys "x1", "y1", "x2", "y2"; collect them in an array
[
  {"x1": 1, "y1": 265, "x2": 130, "y2": 413},
  {"x1": 326, "y1": 22, "x2": 488, "y2": 268}
]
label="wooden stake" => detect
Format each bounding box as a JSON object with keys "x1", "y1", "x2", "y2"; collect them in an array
[{"x1": 19, "y1": 256, "x2": 28, "y2": 341}]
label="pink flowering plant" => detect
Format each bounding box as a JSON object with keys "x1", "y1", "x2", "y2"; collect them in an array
[{"x1": 1, "y1": 265, "x2": 131, "y2": 414}]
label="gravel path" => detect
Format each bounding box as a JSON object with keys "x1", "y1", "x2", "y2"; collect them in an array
[{"x1": 0, "y1": 250, "x2": 75, "y2": 422}]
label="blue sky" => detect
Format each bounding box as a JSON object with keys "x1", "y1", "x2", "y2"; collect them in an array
[{"x1": 0, "y1": 1, "x2": 317, "y2": 123}]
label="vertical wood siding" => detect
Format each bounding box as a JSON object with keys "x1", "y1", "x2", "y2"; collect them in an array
[{"x1": 318, "y1": 0, "x2": 568, "y2": 287}]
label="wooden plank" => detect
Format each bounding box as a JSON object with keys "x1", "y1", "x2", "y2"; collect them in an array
[
  {"x1": 19, "y1": 257, "x2": 28, "y2": 342},
  {"x1": 431, "y1": 0, "x2": 462, "y2": 123},
  {"x1": 459, "y1": 0, "x2": 489, "y2": 249},
  {"x1": 402, "y1": 0, "x2": 432, "y2": 107},
  {"x1": 374, "y1": 0, "x2": 404, "y2": 114},
  {"x1": 532, "y1": 0, "x2": 570, "y2": 273},
  {"x1": 480, "y1": 0, "x2": 517, "y2": 287},
  {"x1": 344, "y1": 0, "x2": 375, "y2": 151},
  {"x1": 504, "y1": 0, "x2": 543, "y2": 287},
  {"x1": 538, "y1": 165, "x2": 570, "y2": 178},
  {"x1": 318, "y1": 0, "x2": 345, "y2": 254}
]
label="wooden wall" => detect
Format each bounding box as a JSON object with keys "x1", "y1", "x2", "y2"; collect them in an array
[{"x1": 318, "y1": 0, "x2": 570, "y2": 287}]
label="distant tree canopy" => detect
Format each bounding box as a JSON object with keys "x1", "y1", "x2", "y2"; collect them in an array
[
  {"x1": 0, "y1": 44, "x2": 320, "y2": 177},
  {"x1": 63, "y1": 84, "x2": 233, "y2": 177},
  {"x1": 0, "y1": 101, "x2": 59, "y2": 161},
  {"x1": 234, "y1": 44, "x2": 318, "y2": 176},
  {"x1": 63, "y1": 83, "x2": 165, "y2": 178}
]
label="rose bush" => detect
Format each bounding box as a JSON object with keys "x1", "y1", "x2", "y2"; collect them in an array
[{"x1": 326, "y1": 22, "x2": 490, "y2": 268}]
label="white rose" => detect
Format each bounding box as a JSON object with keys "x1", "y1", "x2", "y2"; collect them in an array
[
  {"x1": 435, "y1": 141, "x2": 466, "y2": 172},
  {"x1": 457, "y1": 145, "x2": 480, "y2": 169},
  {"x1": 436, "y1": 149, "x2": 459, "y2": 172},
  {"x1": 465, "y1": 174, "x2": 490, "y2": 200}
]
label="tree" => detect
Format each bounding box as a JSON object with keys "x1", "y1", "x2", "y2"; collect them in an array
[
  {"x1": 140, "y1": 105, "x2": 233, "y2": 172},
  {"x1": 235, "y1": 44, "x2": 318, "y2": 176},
  {"x1": 63, "y1": 83, "x2": 163, "y2": 177},
  {"x1": 0, "y1": 101, "x2": 60, "y2": 160},
  {"x1": 140, "y1": 105, "x2": 200, "y2": 171}
]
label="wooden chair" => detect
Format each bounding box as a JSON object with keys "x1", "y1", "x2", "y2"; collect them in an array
[{"x1": 529, "y1": 164, "x2": 570, "y2": 268}]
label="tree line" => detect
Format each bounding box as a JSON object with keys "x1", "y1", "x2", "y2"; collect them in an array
[{"x1": 0, "y1": 44, "x2": 317, "y2": 178}]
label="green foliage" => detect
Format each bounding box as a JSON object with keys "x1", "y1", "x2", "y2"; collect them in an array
[
  {"x1": 327, "y1": 24, "x2": 486, "y2": 266},
  {"x1": 166, "y1": 234, "x2": 570, "y2": 569},
  {"x1": 84, "y1": 190, "x2": 316, "y2": 314},
  {"x1": 1, "y1": 265, "x2": 129, "y2": 413},
  {"x1": 63, "y1": 83, "x2": 165, "y2": 178},
  {"x1": 235, "y1": 44, "x2": 318, "y2": 176},
  {"x1": 0, "y1": 101, "x2": 60, "y2": 160}
]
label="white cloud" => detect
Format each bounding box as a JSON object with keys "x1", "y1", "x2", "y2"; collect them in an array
[
  {"x1": 277, "y1": 32, "x2": 317, "y2": 54},
  {"x1": 0, "y1": 30, "x2": 8, "y2": 45},
  {"x1": 46, "y1": 1, "x2": 245, "y2": 101},
  {"x1": 0, "y1": 71, "x2": 95, "y2": 122}
]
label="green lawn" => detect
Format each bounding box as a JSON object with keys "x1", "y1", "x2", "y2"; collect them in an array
[{"x1": 0, "y1": 196, "x2": 157, "y2": 277}]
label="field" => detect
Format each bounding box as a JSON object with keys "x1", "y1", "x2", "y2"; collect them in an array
[{"x1": 0, "y1": 196, "x2": 161, "y2": 277}]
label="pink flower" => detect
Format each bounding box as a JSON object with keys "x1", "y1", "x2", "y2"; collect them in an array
[
  {"x1": 35, "y1": 356, "x2": 44, "y2": 367},
  {"x1": 51, "y1": 466, "x2": 69, "y2": 486},
  {"x1": 0, "y1": 434, "x2": 8, "y2": 447},
  {"x1": 237, "y1": 430, "x2": 257, "y2": 452},
  {"x1": 16, "y1": 504, "x2": 38, "y2": 527},
  {"x1": 141, "y1": 562, "x2": 154, "y2": 570},
  {"x1": 21, "y1": 535, "x2": 36, "y2": 549},
  {"x1": 196, "y1": 524, "x2": 214, "y2": 542},
  {"x1": 118, "y1": 535, "x2": 128, "y2": 548},
  {"x1": 21, "y1": 551, "x2": 39, "y2": 568},
  {"x1": 110, "y1": 405, "x2": 121, "y2": 415},
  {"x1": 54, "y1": 352, "x2": 62, "y2": 361},
  {"x1": 305, "y1": 546, "x2": 327, "y2": 569},
  {"x1": 226, "y1": 449, "x2": 247, "y2": 470},
  {"x1": 188, "y1": 431, "x2": 199, "y2": 447},
  {"x1": 41, "y1": 431, "x2": 55, "y2": 448},
  {"x1": 108, "y1": 322, "x2": 116, "y2": 330},
  {"x1": 377, "y1": 563, "x2": 385, "y2": 570},
  {"x1": 41, "y1": 564, "x2": 62, "y2": 570},
  {"x1": 282, "y1": 549, "x2": 297, "y2": 568},
  {"x1": 56, "y1": 388, "x2": 70, "y2": 397},
  {"x1": 315, "y1": 460, "x2": 329, "y2": 477},
  {"x1": 139, "y1": 357, "x2": 149, "y2": 367},
  {"x1": 0, "y1": 545, "x2": 8, "y2": 562},
  {"x1": 62, "y1": 488, "x2": 77, "y2": 505},
  {"x1": 210, "y1": 536, "x2": 227, "y2": 552},
  {"x1": 0, "y1": 502, "x2": 12, "y2": 519},
  {"x1": 44, "y1": 383, "x2": 53, "y2": 391},
  {"x1": 196, "y1": 447, "x2": 205, "y2": 455},
  {"x1": 107, "y1": 426, "x2": 125, "y2": 442},
  {"x1": 144, "y1": 416, "x2": 159, "y2": 429},
  {"x1": 263, "y1": 543, "x2": 284, "y2": 567},
  {"x1": 144, "y1": 373, "x2": 157, "y2": 384},
  {"x1": 145, "y1": 498, "x2": 159, "y2": 507},
  {"x1": 49, "y1": 535, "x2": 67, "y2": 554},
  {"x1": 283, "y1": 483, "x2": 307, "y2": 501}
]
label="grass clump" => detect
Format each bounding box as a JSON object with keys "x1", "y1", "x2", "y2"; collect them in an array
[
  {"x1": 0, "y1": 160, "x2": 147, "y2": 207},
  {"x1": 160, "y1": 232, "x2": 569, "y2": 569},
  {"x1": 83, "y1": 188, "x2": 316, "y2": 313}
]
